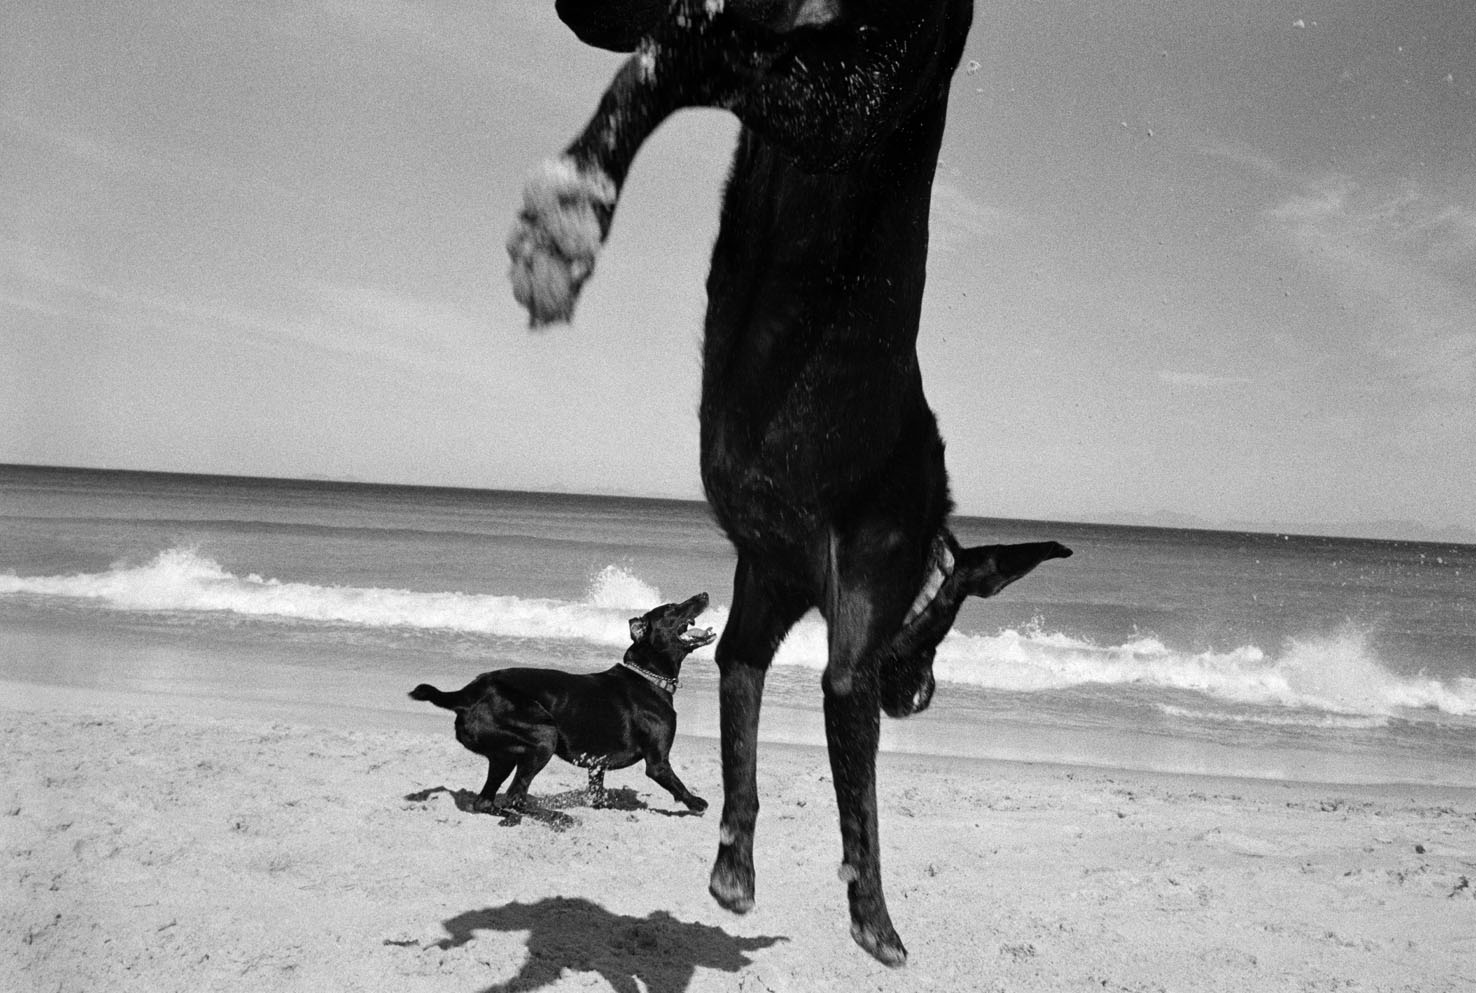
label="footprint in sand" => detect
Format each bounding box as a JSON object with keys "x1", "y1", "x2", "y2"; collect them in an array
[{"x1": 1194, "y1": 827, "x2": 1280, "y2": 858}]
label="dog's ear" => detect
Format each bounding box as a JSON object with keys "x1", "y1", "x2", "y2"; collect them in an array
[
  {"x1": 629, "y1": 617, "x2": 649, "y2": 642},
  {"x1": 957, "y1": 541, "x2": 1073, "y2": 600}
]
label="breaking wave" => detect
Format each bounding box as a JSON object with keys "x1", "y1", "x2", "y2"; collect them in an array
[
  {"x1": 4, "y1": 549, "x2": 1473, "y2": 718},
  {"x1": 0, "y1": 548, "x2": 666, "y2": 647},
  {"x1": 769, "y1": 615, "x2": 1476, "y2": 717}
]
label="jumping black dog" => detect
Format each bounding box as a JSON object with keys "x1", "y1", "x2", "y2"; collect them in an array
[
  {"x1": 410, "y1": 593, "x2": 715, "y2": 816},
  {"x1": 506, "y1": 1, "x2": 1071, "y2": 964}
]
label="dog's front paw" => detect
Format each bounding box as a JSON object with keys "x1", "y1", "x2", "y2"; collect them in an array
[
  {"x1": 686, "y1": 795, "x2": 709, "y2": 815},
  {"x1": 507, "y1": 156, "x2": 616, "y2": 328}
]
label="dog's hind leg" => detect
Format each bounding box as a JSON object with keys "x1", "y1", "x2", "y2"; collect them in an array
[
  {"x1": 821, "y1": 525, "x2": 925, "y2": 967},
  {"x1": 823, "y1": 677, "x2": 905, "y2": 965},
  {"x1": 708, "y1": 557, "x2": 809, "y2": 914},
  {"x1": 476, "y1": 756, "x2": 519, "y2": 814},
  {"x1": 501, "y1": 726, "x2": 559, "y2": 811}
]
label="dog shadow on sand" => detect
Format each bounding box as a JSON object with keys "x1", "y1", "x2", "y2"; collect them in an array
[
  {"x1": 404, "y1": 785, "x2": 700, "y2": 830},
  {"x1": 422, "y1": 897, "x2": 787, "y2": 993}
]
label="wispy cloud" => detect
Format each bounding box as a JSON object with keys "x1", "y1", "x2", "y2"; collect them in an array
[
  {"x1": 929, "y1": 180, "x2": 1012, "y2": 254},
  {"x1": 1274, "y1": 177, "x2": 1476, "y2": 268},
  {"x1": 272, "y1": 0, "x2": 576, "y2": 99},
  {"x1": 285, "y1": 279, "x2": 481, "y2": 369},
  {"x1": 1267, "y1": 174, "x2": 1476, "y2": 396},
  {"x1": 0, "y1": 241, "x2": 492, "y2": 387},
  {"x1": 0, "y1": 109, "x2": 149, "y2": 174},
  {"x1": 0, "y1": 240, "x2": 283, "y2": 342},
  {"x1": 0, "y1": 105, "x2": 297, "y2": 208},
  {"x1": 1157, "y1": 370, "x2": 1254, "y2": 388},
  {"x1": 1190, "y1": 137, "x2": 1288, "y2": 182},
  {"x1": 278, "y1": 0, "x2": 458, "y2": 51}
]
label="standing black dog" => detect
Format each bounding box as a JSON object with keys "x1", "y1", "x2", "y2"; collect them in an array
[
  {"x1": 506, "y1": 1, "x2": 1071, "y2": 965},
  {"x1": 410, "y1": 592, "x2": 715, "y2": 816}
]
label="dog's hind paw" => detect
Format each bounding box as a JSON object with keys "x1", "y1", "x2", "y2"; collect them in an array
[
  {"x1": 507, "y1": 156, "x2": 616, "y2": 328},
  {"x1": 851, "y1": 921, "x2": 908, "y2": 967},
  {"x1": 709, "y1": 856, "x2": 755, "y2": 914}
]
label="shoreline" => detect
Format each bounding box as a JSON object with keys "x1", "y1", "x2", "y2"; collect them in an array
[
  {"x1": 6, "y1": 676, "x2": 1476, "y2": 992},
  {"x1": 8, "y1": 675, "x2": 1476, "y2": 808},
  {"x1": 6, "y1": 660, "x2": 1473, "y2": 793}
]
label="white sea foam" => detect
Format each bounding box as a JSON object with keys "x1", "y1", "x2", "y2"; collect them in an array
[
  {"x1": 1156, "y1": 705, "x2": 1390, "y2": 731},
  {"x1": 4, "y1": 550, "x2": 1473, "y2": 717},
  {"x1": 762, "y1": 614, "x2": 1476, "y2": 717},
  {"x1": 0, "y1": 548, "x2": 656, "y2": 648},
  {"x1": 585, "y1": 564, "x2": 664, "y2": 611}
]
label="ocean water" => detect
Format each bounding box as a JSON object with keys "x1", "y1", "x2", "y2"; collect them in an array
[{"x1": 2, "y1": 464, "x2": 1473, "y2": 788}]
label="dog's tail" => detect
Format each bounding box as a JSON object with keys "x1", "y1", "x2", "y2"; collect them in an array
[{"x1": 408, "y1": 683, "x2": 464, "y2": 711}]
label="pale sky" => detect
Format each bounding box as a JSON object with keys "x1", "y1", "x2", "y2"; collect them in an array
[{"x1": 3, "y1": 1, "x2": 1473, "y2": 540}]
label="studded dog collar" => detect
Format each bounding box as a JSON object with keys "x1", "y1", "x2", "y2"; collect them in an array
[
  {"x1": 904, "y1": 532, "x2": 956, "y2": 625},
  {"x1": 618, "y1": 658, "x2": 679, "y2": 695}
]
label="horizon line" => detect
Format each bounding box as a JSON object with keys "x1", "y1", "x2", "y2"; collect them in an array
[{"x1": 3, "y1": 461, "x2": 1472, "y2": 548}]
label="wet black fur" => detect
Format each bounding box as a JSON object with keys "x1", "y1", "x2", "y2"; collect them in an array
[
  {"x1": 536, "y1": 0, "x2": 1070, "y2": 965},
  {"x1": 409, "y1": 593, "x2": 713, "y2": 816}
]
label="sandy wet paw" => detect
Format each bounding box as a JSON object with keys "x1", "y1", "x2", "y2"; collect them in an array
[{"x1": 506, "y1": 157, "x2": 616, "y2": 327}]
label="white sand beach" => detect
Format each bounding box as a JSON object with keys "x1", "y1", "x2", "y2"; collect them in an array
[{"x1": 4, "y1": 679, "x2": 1475, "y2": 993}]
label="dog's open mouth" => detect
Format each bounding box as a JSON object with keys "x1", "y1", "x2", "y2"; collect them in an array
[{"x1": 679, "y1": 621, "x2": 717, "y2": 649}]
